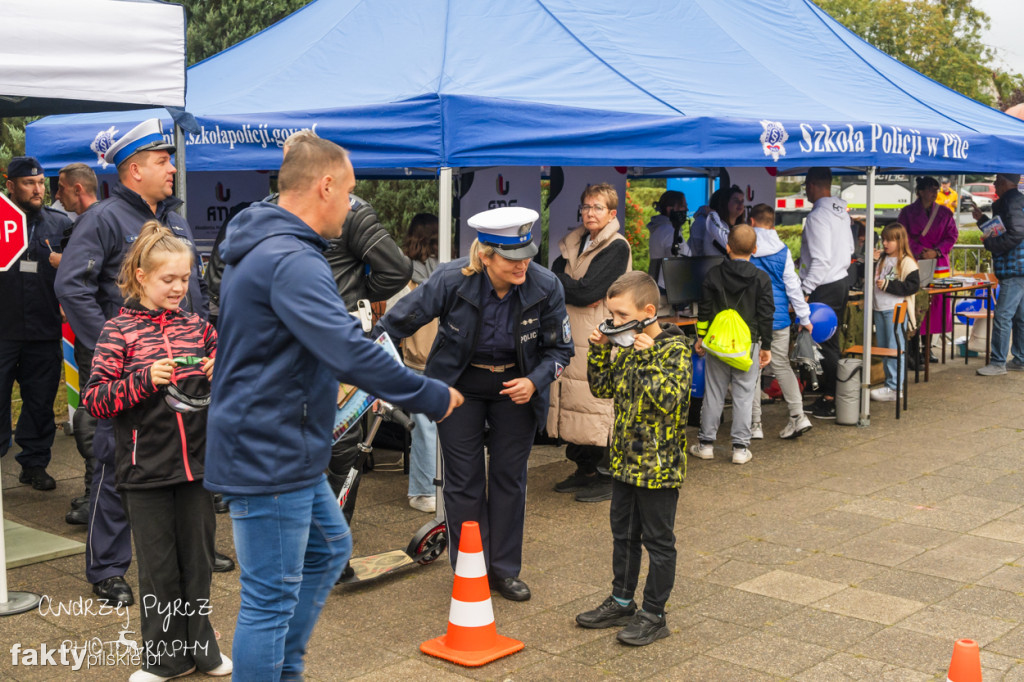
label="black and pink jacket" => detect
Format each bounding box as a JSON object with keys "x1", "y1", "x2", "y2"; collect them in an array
[{"x1": 83, "y1": 301, "x2": 215, "y2": 490}]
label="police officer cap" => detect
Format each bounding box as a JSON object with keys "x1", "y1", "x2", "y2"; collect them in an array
[
  {"x1": 7, "y1": 156, "x2": 43, "y2": 179},
  {"x1": 103, "y1": 118, "x2": 175, "y2": 168},
  {"x1": 468, "y1": 206, "x2": 539, "y2": 261}
]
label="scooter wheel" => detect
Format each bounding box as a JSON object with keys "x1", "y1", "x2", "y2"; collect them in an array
[{"x1": 408, "y1": 521, "x2": 447, "y2": 565}]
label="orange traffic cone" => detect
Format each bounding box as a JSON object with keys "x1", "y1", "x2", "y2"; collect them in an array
[
  {"x1": 420, "y1": 521, "x2": 524, "y2": 666},
  {"x1": 947, "y1": 638, "x2": 982, "y2": 682}
]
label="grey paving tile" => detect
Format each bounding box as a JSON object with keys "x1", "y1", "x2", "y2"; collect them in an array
[
  {"x1": 832, "y1": 534, "x2": 927, "y2": 567},
  {"x1": 692, "y1": 588, "x2": 801, "y2": 628},
  {"x1": 649, "y1": 654, "x2": 780, "y2": 681},
  {"x1": 936, "y1": 585, "x2": 1024, "y2": 623},
  {"x1": 791, "y1": 652, "x2": 934, "y2": 681},
  {"x1": 977, "y1": 564, "x2": 1024, "y2": 593},
  {"x1": 898, "y1": 605, "x2": 1018, "y2": 647},
  {"x1": 847, "y1": 626, "x2": 956, "y2": 675},
  {"x1": 814, "y1": 588, "x2": 927, "y2": 625},
  {"x1": 787, "y1": 553, "x2": 884, "y2": 585},
  {"x1": 857, "y1": 568, "x2": 965, "y2": 603},
  {"x1": 767, "y1": 607, "x2": 884, "y2": 649},
  {"x1": 735, "y1": 570, "x2": 846, "y2": 605},
  {"x1": 707, "y1": 630, "x2": 833, "y2": 676}
]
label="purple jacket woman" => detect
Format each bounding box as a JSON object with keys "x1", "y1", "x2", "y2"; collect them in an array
[{"x1": 898, "y1": 177, "x2": 959, "y2": 335}]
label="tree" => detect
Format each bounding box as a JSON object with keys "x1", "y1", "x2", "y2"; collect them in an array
[
  {"x1": 815, "y1": 0, "x2": 1013, "y2": 106},
  {"x1": 180, "y1": 0, "x2": 313, "y2": 65}
]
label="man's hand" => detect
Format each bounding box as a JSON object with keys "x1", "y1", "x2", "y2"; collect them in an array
[
  {"x1": 971, "y1": 204, "x2": 984, "y2": 222},
  {"x1": 633, "y1": 333, "x2": 654, "y2": 351},
  {"x1": 48, "y1": 252, "x2": 62, "y2": 268},
  {"x1": 589, "y1": 327, "x2": 609, "y2": 345},
  {"x1": 694, "y1": 337, "x2": 705, "y2": 357},
  {"x1": 150, "y1": 358, "x2": 175, "y2": 387},
  {"x1": 800, "y1": 323, "x2": 813, "y2": 334},
  {"x1": 437, "y1": 387, "x2": 464, "y2": 422},
  {"x1": 500, "y1": 377, "x2": 536, "y2": 405},
  {"x1": 759, "y1": 349, "x2": 772, "y2": 369},
  {"x1": 201, "y1": 356, "x2": 215, "y2": 381}
]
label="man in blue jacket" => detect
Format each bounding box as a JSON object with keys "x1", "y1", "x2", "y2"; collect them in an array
[
  {"x1": 973, "y1": 173, "x2": 1024, "y2": 375},
  {"x1": 206, "y1": 137, "x2": 460, "y2": 680}
]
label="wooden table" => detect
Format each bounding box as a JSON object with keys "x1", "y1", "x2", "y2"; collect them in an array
[{"x1": 919, "y1": 275, "x2": 996, "y2": 382}]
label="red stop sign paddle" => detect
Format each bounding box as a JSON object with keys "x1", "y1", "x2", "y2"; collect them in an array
[{"x1": 0, "y1": 192, "x2": 28, "y2": 272}]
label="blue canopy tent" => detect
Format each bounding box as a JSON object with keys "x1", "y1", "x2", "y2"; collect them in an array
[{"x1": 28, "y1": 0, "x2": 1024, "y2": 424}]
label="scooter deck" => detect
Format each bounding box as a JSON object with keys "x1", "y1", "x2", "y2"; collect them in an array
[{"x1": 338, "y1": 550, "x2": 415, "y2": 584}]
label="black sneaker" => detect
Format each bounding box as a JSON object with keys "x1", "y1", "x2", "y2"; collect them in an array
[
  {"x1": 554, "y1": 470, "x2": 596, "y2": 493},
  {"x1": 575, "y1": 475, "x2": 613, "y2": 503},
  {"x1": 616, "y1": 610, "x2": 669, "y2": 646},
  {"x1": 576, "y1": 596, "x2": 637, "y2": 629},
  {"x1": 19, "y1": 467, "x2": 56, "y2": 491},
  {"x1": 811, "y1": 397, "x2": 836, "y2": 420}
]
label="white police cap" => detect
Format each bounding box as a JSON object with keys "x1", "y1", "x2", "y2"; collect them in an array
[
  {"x1": 103, "y1": 118, "x2": 175, "y2": 168},
  {"x1": 468, "y1": 206, "x2": 539, "y2": 261}
]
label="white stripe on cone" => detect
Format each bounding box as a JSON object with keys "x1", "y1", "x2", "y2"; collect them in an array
[
  {"x1": 448, "y1": 597, "x2": 495, "y2": 628},
  {"x1": 455, "y1": 549, "x2": 487, "y2": 579}
]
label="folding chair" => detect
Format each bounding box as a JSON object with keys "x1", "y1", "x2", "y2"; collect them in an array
[{"x1": 844, "y1": 301, "x2": 908, "y2": 419}]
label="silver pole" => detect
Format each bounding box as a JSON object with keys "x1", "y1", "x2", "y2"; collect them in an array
[
  {"x1": 859, "y1": 167, "x2": 876, "y2": 426},
  {"x1": 439, "y1": 167, "x2": 453, "y2": 263},
  {"x1": 0, "y1": 484, "x2": 42, "y2": 615},
  {"x1": 174, "y1": 124, "x2": 187, "y2": 214}
]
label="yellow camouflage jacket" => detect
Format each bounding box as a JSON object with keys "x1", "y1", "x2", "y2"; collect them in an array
[{"x1": 587, "y1": 325, "x2": 692, "y2": 489}]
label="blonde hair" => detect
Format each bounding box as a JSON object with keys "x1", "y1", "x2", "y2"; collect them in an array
[
  {"x1": 882, "y1": 223, "x2": 915, "y2": 271},
  {"x1": 461, "y1": 240, "x2": 497, "y2": 276},
  {"x1": 580, "y1": 182, "x2": 619, "y2": 212},
  {"x1": 117, "y1": 220, "x2": 193, "y2": 300},
  {"x1": 278, "y1": 138, "x2": 349, "y2": 194}
]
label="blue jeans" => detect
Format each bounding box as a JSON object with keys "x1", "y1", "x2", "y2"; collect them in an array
[
  {"x1": 408, "y1": 368, "x2": 437, "y2": 498},
  {"x1": 874, "y1": 309, "x2": 905, "y2": 391},
  {"x1": 224, "y1": 475, "x2": 352, "y2": 682},
  {"x1": 990, "y1": 276, "x2": 1024, "y2": 366}
]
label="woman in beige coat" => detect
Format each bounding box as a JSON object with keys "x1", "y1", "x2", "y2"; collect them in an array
[{"x1": 549, "y1": 182, "x2": 632, "y2": 502}]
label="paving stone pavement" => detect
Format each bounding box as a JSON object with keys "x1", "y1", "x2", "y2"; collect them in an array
[{"x1": 2, "y1": 358, "x2": 1023, "y2": 680}]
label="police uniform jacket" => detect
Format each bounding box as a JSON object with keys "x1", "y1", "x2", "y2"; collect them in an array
[
  {"x1": 376, "y1": 258, "x2": 574, "y2": 427},
  {"x1": 0, "y1": 206, "x2": 71, "y2": 340},
  {"x1": 55, "y1": 183, "x2": 208, "y2": 350}
]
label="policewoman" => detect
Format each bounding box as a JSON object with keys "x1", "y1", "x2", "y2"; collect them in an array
[{"x1": 377, "y1": 206, "x2": 573, "y2": 601}]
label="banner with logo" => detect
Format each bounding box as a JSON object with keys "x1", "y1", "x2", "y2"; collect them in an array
[
  {"x1": 726, "y1": 167, "x2": 776, "y2": 220},
  {"x1": 185, "y1": 172, "x2": 272, "y2": 253},
  {"x1": 546, "y1": 167, "x2": 627, "y2": 266},
  {"x1": 457, "y1": 167, "x2": 540, "y2": 258}
]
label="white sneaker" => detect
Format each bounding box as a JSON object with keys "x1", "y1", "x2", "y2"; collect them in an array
[
  {"x1": 869, "y1": 387, "x2": 898, "y2": 402},
  {"x1": 977, "y1": 363, "x2": 1007, "y2": 376},
  {"x1": 129, "y1": 667, "x2": 196, "y2": 682},
  {"x1": 732, "y1": 447, "x2": 752, "y2": 465},
  {"x1": 206, "y1": 656, "x2": 232, "y2": 677},
  {"x1": 779, "y1": 414, "x2": 812, "y2": 440},
  {"x1": 688, "y1": 442, "x2": 714, "y2": 460},
  {"x1": 409, "y1": 495, "x2": 436, "y2": 513},
  {"x1": 750, "y1": 422, "x2": 763, "y2": 440}
]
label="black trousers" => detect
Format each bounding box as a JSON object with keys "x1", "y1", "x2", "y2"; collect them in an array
[
  {"x1": 808, "y1": 277, "x2": 850, "y2": 398},
  {"x1": 122, "y1": 481, "x2": 222, "y2": 677},
  {"x1": 436, "y1": 365, "x2": 536, "y2": 578},
  {"x1": 72, "y1": 340, "x2": 97, "y2": 495},
  {"x1": 610, "y1": 479, "x2": 679, "y2": 615},
  {"x1": 0, "y1": 338, "x2": 61, "y2": 469},
  {"x1": 327, "y1": 421, "x2": 363, "y2": 524},
  {"x1": 85, "y1": 420, "x2": 132, "y2": 583},
  {"x1": 566, "y1": 443, "x2": 609, "y2": 475}
]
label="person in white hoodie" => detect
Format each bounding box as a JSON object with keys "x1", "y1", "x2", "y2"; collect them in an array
[
  {"x1": 799, "y1": 167, "x2": 854, "y2": 420},
  {"x1": 647, "y1": 190, "x2": 691, "y2": 292},
  {"x1": 749, "y1": 204, "x2": 814, "y2": 439}
]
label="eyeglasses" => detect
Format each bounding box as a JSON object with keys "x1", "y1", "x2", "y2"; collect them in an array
[{"x1": 579, "y1": 204, "x2": 608, "y2": 214}]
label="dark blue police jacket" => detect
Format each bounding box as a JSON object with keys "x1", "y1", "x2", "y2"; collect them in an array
[
  {"x1": 54, "y1": 183, "x2": 208, "y2": 350},
  {"x1": 0, "y1": 206, "x2": 72, "y2": 340},
  {"x1": 376, "y1": 258, "x2": 574, "y2": 427}
]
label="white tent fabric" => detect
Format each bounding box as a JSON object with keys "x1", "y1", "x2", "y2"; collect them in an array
[{"x1": 0, "y1": 0, "x2": 185, "y2": 116}]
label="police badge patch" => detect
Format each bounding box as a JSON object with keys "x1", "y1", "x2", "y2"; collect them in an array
[
  {"x1": 91, "y1": 126, "x2": 120, "y2": 169},
  {"x1": 554, "y1": 362, "x2": 565, "y2": 380},
  {"x1": 561, "y1": 315, "x2": 571, "y2": 344},
  {"x1": 759, "y1": 120, "x2": 788, "y2": 162}
]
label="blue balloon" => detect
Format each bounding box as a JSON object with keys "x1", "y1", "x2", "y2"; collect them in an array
[
  {"x1": 691, "y1": 352, "x2": 705, "y2": 398},
  {"x1": 808, "y1": 302, "x2": 838, "y2": 343}
]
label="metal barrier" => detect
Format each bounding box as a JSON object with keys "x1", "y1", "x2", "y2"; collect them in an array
[{"x1": 950, "y1": 244, "x2": 988, "y2": 274}]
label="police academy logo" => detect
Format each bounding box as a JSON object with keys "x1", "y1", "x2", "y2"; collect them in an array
[
  {"x1": 91, "y1": 126, "x2": 119, "y2": 169},
  {"x1": 759, "y1": 120, "x2": 788, "y2": 162}
]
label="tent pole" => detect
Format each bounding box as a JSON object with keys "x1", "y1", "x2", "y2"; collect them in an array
[
  {"x1": 859, "y1": 167, "x2": 876, "y2": 426},
  {"x1": 439, "y1": 167, "x2": 453, "y2": 263},
  {"x1": 174, "y1": 124, "x2": 187, "y2": 214}
]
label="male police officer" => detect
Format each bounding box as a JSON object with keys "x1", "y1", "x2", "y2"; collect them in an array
[
  {"x1": 0, "y1": 157, "x2": 73, "y2": 491},
  {"x1": 55, "y1": 119, "x2": 211, "y2": 606}
]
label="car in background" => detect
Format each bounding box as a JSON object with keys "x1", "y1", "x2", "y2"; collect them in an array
[{"x1": 965, "y1": 183, "x2": 997, "y2": 203}]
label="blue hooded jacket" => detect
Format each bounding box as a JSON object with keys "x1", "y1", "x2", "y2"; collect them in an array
[{"x1": 204, "y1": 202, "x2": 451, "y2": 495}]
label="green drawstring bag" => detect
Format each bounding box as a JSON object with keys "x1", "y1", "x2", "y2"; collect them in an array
[{"x1": 704, "y1": 308, "x2": 753, "y2": 371}]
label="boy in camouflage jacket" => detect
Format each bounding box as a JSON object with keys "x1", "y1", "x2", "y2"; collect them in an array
[{"x1": 575, "y1": 272, "x2": 692, "y2": 647}]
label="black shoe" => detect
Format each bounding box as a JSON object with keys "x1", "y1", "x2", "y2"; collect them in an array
[
  {"x1": 810, "y1": 397, "x2": 836, "y2": 420},
  {"x1": 19, "y1": 467, "x2": 56, "y2": 491},
  {"x1": 337, "y1": 562, "x2": 355, "y2": 583},
  {"x1": 490, "y1": 576, "x2": 531, "y2": 601},
  {"x1": 212, "y1": 552, "x2": 235, "y2": 573},
  {"x1": 554, "y1": 470, "x2": 597, "y2": 493},
  {"x1": 93, "y1": 577, "x2": 134, "y2": 606},
  {"x1": 576, "y1": 596, "x2": 637, "y2": 629},
  {"x1": 71, "y1": 494, "x2": 90, "y2": 510},
  {"x1": 616, "y1": 610, "x2": 669, "y2": 646},
  {"x1": 213, "y1": 493, "x2": 229, "y2": 514},
  {"x1": 574, "y1": 476, "x2": 613, "y2": 503},
  {"x1": 65, "y1": 505, "x2": 88, "y2": 525}
]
